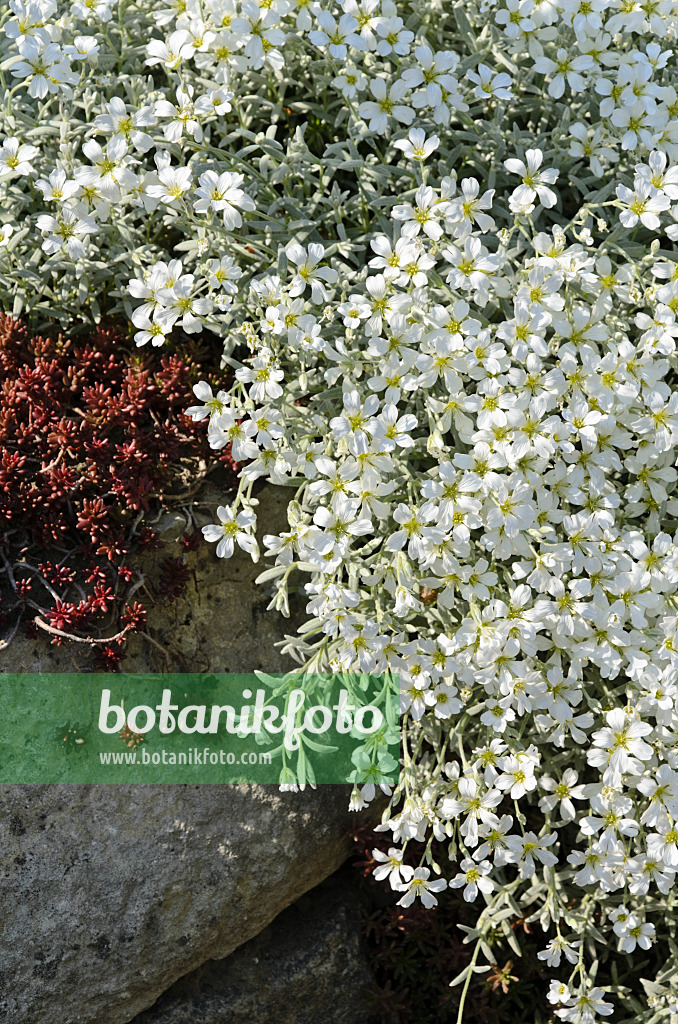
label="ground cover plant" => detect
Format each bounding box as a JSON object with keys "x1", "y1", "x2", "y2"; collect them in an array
[
  {"x1": 4, "y1": 0, "x2": 678, "y2": 1018},
  {"x1": 0, "y1": 316, "x2": 237, "y2": 667}
]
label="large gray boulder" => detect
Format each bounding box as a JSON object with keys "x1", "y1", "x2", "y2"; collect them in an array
[
  {"x1": 131, "y1": 875, "x2": 374, "y2": 1024},
  {"x1": 0, "y1": 784, "x2": 365, "y2": 1024}
]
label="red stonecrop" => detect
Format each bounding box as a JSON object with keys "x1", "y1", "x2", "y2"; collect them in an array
[{"x1": 0, "y1": 316, "x2": 237, "y2": 667}]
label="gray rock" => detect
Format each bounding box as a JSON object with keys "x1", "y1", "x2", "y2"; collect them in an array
[
  {"x1": 0, "y1": 784, "x2": 368, "y2": 1024},
  {"x1": 123, "y1": 482, "x2": 304, "y2": 674},
  {"x1": 131, "y1": 876, "x2": 374, "y2": 1024}
]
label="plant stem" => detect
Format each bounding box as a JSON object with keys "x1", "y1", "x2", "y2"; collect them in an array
[{"x1": 456, "y1": 936, "x2": 482, "y2": 1024}]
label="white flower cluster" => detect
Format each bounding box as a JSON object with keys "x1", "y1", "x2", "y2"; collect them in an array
[
  {"x1": 193, "y1": 184, "x2": 678, "y2": 1014},
  {"x1": 5, "y1": 0, "x2": 678, "y2": 1017}
]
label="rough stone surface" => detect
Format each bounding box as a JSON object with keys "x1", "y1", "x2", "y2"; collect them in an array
[
  {"x1": 0, "y1": 785, "x2": 368, "y2": 1024},
  {"x1": 123, "y1": 482, "x2": 305, "y2": 674},
  {"x1": 130, "y1": 875, "x2": 374, "y2": 1024},
  {"x1": 0, "y1": 483, "x2": 302, "y2": 674}
]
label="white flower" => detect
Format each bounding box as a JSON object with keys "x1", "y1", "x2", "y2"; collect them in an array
[
  {"x1": 393, "y1": 184, "x2": 446, "y2": 240},
  {"x1": 495, "y1": 754, "x2": 538, "y2": 799},
  {"x1": 402, "y1": 44, "x2": 462, "y2": 114},
  {"x1": 286, "y1": 242, "x2": 338, "y2": 303},
  {"x1": 387, "y1": 501, "x2": 441, "y2": 559},
  {"x1": 155, "y1": 87, "x2": 203, "y2": 143},
  {"x1": 145, "y1": 30, "x2": 194, "y2": 69},
  {"x1": 539, "y1": 769, "x2": 587, "y2": 821},
  {"x1": 443, "y1": 237, "x2": 503, "y2": 304},
  {"x1": 36, "y1": 168, "x2": 80, "y2": 203},
  {"x1": 375, "y1": 15, "x2": 413, "y2": 57},
  {"x1": 371, "y1": 846, "x2": 410, "y2": 889},
  {"x1": 588, "y1": 708, "x2": 654, "y2": 777},
  {"x1": 233, "y1": 3, "x2": 286, "y2": 70},
  {"x1": 393, "y1": 127, "x2": 440, "y2": 161},
  {"x1": 449, "y1": 858, "x2": 494, "y2": 902},
  {"x1": 616, "y1": 182, "x2": 670, "y2": 230},
  {"x1": 568, "y1": 123, "x2": 618, "y2": 178},
  {"x1": 647, "y1": 821, "x2": 678, "y2": 868},
  {"x1": 10, "y1": 39, "x2": 78, "y2": 98},
  {"x1": 466, "y1": 63, "x2": 513, "y2": 101},
  {"x1": 495, "y1": 0, "x2": 536, "y2": 37},
  {"x1": 308, "y1": 10, "x2": 365, "y2": 60},
  {"x1": 146, "y1": 165, "x2": 193, "y2": 205},
  {"x1": 439, "y1": 777, "x2": 502, "y2": 845},
  {"x1": 359, "y1": 77, "x2": 414, "y2": 134},
  {"x1": 63, "y1": 36, "x2": 100, "y2": 60},
  {"x1": 0, "y1": 137, "x2": 39, "y2": 177},
  {"x1": 93, "y1": 96, "x2": 155, "y2": 152},
  {"x1": 36, "y1": 208, "x2": 96, "y2": 259},
  {"x1": 131, "y1": 308, "x2": 172, "y2": 347},
  {"x1": 195, "y1": 88, "x2": 234, "y2": 117},
  {"x1": 194, "y1": 170, "x2": 255, "y2": 228},
  {"x1": 71, "y1": 0, "x2": 116, "y2": 21},
  {"x1": 538, "y1": 936, "x2": 580, "y2": 968},
  {"x1": 504, "y1": 149, "x2": 559, "y2": 209},
  {"x1": 517, "y1": 830, "x2": 558, "y2": 877},
  {"x1": 548, "y1": 980, "x2": 571, "y2": 1005},
  {"x1": 369, "y1": 403, "x2": 417, "y2": 451},
  {"x1": 155, "y1": 272, "x2": 212, "y2": 333},
  {"x1": 202, "y1": 505, "x2": 259, "y2": 561},
  {"x1": 313, "y1": 494, "x2": 373, "y2": 555},
  {"x1": 555, "y1": 988, "x2": 614, "y2": 1022},
  {"x1": 332, "y1": 63, "x2": 368, "y2": 99},
  {"x1": 612, "y1": 910, "x2": 655, "y2": 952},
  {"x1": 208, "y1": 409, "x2": 259, "y2": 461},
  {"x1": 235, "y1": 350, "x2": 284, "y2": 402},
  {"x1": 635, "y1": 150, "x2": 678, "y2": 201},
  {"x1": 533, "y1": 48, "x2": 593, "y2": 98},
  {"x1": 206, "y1": 255, "x2": 242, "y2": 292},
  {"x1": 396, "y1": 867, "x2": 447, "y2": 908}
]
